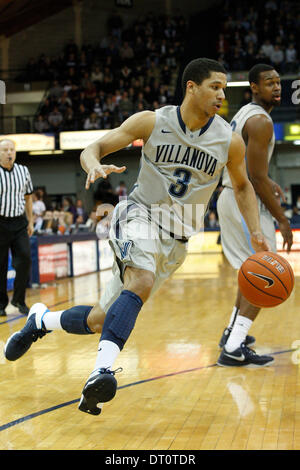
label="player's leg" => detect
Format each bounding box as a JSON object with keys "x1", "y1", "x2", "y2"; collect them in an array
[
  {"x1": 219, "y1": 288, "x2": 256, "y2": 348},
  {"x1": 78, "y1": 265, "x2": 155, "y2": 415},
  {"x1": 3, "y1": 266, "x2": 127, "y2": 361},
  {"x1": 217, "y1": 188, "x2": 256, "y2": 349},
  {"x1": 217, "y1": 190, "x2": 274, "y2": 366},
  {"x1": 222, "y1": 288, "x2": 260, "y2": 352},
  {"x1": 217, "y1": 284, "x2": 274, "y2": 367},
  {"x1": 78, "y1": 233, "x2": 187, "y2": 415}
]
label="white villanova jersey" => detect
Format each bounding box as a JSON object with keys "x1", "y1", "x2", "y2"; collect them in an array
[
  {"x1": 222, "y1": 102, "x2": 275, "y2": 188},
  {"x1": 129, "y1": 105, "x2": 232, "y2": 237}
]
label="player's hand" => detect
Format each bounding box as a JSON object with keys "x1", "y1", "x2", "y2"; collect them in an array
[
  {"x1": 250, "y1": 231, "x2": 270, "y2": 253},
  {"x1": 278, "y1": 219, "x2": 293, "y2": 253},
  {"x1": 85, "y1": 163, "x2": 126, "y2": 189},
  {"x1": 272, "y1": 181, "x2": 286, "y2": 205}
]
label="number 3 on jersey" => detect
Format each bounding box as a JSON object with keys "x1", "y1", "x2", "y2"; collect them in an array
[{"x1": 169, "y1": 168, "x2": 192, "y2": 198}]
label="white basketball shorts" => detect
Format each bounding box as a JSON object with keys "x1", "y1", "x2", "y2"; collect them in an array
[
  {"x1": 217, "y1": 187, "x2": 277, "y2": 269},
  {"x1": 99, "y1": 200, "x2": 188, "y2": 312}
]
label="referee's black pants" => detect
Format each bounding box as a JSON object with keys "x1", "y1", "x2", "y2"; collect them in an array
[{"x1": 0, "y1": 215, "x2": 31, "y2": 309}]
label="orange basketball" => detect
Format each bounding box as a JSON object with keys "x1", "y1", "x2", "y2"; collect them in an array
[{"x1": 238, "y1": 251, "x2": 294, "y2": 308}]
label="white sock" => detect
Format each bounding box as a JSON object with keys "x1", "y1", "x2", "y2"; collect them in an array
[
  {"x1": 93, "y1": 340, "x2": 121, "y2": 372},
  {"x1": 227, "y1": 306, "x2": 239, "y2": 329},
  {"x1": 225, "y1": 315, "x2": 253, "y2": 352},
  {"x1": 41, "y1": 311, "x2": 64, "y2": 330}
]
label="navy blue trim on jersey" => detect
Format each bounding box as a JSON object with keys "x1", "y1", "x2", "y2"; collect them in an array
[
  {"x1": 176, "y1": 106, "x2": 214, "y2": 136},
  {"x1": 176, "y1": 106, "x2": 186, "y2": 133},
  {"x1": 199, "y1": 117, "x2": 214, "y2": 136}
]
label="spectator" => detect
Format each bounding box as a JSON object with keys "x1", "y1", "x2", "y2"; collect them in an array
[
  {"x1": 84, "y1": 80, "x2": 97, "y2": 101},
  {"x1": 58, "y1": 92, "x2": 72, "y2": 114},
  {"x1": 261, "y1": 39, "x2": 274, "y2": 60},
  {"x1": 84, "y1": 112, "x2": 101, "y2": 130},
  {"x1": 47, "y1": 106, "x2": 63, "y2": 132},
  {"x1": 75, "y1": 199, "x2": 88, "y2": 223},
  {"x1": 33, "y1": 114, "x2": 49, "y2": 133},
  {"x1": 93, "y1": 97, "x2": 103, "y2": 117},
  {"x1": 119, "y1": 41, "x2": 134, "y2": 65},
  {"x1": 290, "y1": 206, "x2": 300, "y2": 224},
  {"x1": 40, "y1": 98, "x2": 52, "y2": 117},
  {"x1": 240, "y1": 89, "x2": 252, "y2": 106},
  {"x1": 204, "y1": 211, "x2": 220, "y2": 229},
  {"x1": 102, "y1": 110, "x2": 114, "y2": 129},
  {"x1": 285, "y1": 43, "x2": 297, "y2": 73},
  {"x1": 270, "y1": 44, "x2": 284, "y2": 71},
  {"x1": 116, "y1": 181, "x2": 128, "y2": 200},
  {"x1": 62, "y1": 106, "x2": 75, "y2": 131},
  {"x1": 91, "y1": 66, "x2": 104, "y2": 86},
  {"x1": 48, "y1": 80, "x2": 64, "y2": 100},
  {"x1": 74, "y1": 104, "x2": 88, "y2": 130},
  {"x1": 62, "y1": 197, "x2": 77, "y2": 223},
  {"x1": 118, "y1": 91, "x2": 134, "y2": 121},
  {"x1": 244, "y1": 30, "x2": 258, "y2": 45},
  {"x1": 32, "y1": 189, "x2": 46, "y2": 232},
  {"x1": 85, "y1": 210, "x2": 97, "y2": 232},
  {"x1": 216, "y1": 33, "x2": 229, "y2": 55}
]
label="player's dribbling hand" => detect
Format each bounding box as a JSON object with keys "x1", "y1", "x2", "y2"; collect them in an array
[
  {"x1": 85, "y1": 164, "x2": 126, "y2": 189},
  {"x1": 278, "y1": 219, "x2": 293, "y2": 254},
  {"x1": 250, "y1": 231, "x2": 270, "y2": 253}
]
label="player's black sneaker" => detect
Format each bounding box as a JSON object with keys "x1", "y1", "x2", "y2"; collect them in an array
[
  {"x1": 79, "y1": 367, "x2": 122, "y2": 416},
  {"x1": 4, "y1": 303, "x2": 50, "y2": 361},
  {"x1": 11, "y1": 301, "x2": 30, "y2": 315},
  {"x1": 217, "y1": 342, "x2": 274, "y2": 368},
  {"x1": 218, "y1": 327, "x2": 255, "y2": 349}
]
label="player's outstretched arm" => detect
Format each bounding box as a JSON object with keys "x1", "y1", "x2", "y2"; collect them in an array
[
  {"x1": 244, "y1": 114, "x2": 293, "y2": 253},
  {"x1": 80, "y1": 111, "x2": 156, "y2": 189},
  {"x1": 226, "y1": 132, "x2": 270, "y2": 253}
]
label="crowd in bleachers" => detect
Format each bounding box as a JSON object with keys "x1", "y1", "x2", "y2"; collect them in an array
[
  {"x1": 217, "y1": 0, "x2": 299, "y2": 73},
  {"x1": 32, "y1": 178, "x2": 128, "y2": 236},
  {"x1": 26, "y1": 11, "x2": 187, "y2": 134},
  {"x1": 22, "y1": 2, "x2": 298, "y2": 136},
  {"x1": 19, "y1": 3, "x2": 299, "y2": 234}
]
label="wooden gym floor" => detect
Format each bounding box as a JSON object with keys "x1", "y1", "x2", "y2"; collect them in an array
[{"x1": 0, "y1": 251, "x2": 299, "y2": 450}]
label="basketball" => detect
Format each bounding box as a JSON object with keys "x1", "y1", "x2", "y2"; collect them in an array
[{"x1": 238, "y1": 251, "x2": 294, "y2": 308}]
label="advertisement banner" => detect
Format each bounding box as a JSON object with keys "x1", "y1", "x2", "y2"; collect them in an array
[
  {"x1": 38, "y1": 243, "x2": 69, "y2": 283},
  {"x1": 0, "y1": 133, "x2": 55, "y2": 151},
  {"x1": 98, "y1": 239, "x2": 114, "y2": 271},
  {"x1": 72, "y1": 240, "x2": 97, "y2": 276},
  {"x1": 59, "y1": 130, "x2": 111, "y2": 150}
]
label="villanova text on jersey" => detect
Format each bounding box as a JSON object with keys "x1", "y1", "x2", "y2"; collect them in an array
[
  {"x1": 155, "y1": 144, "x2": 217, "y2": 177},
  {"x1": 129, "y1": 105, "x2": 232, "y2": 238}
]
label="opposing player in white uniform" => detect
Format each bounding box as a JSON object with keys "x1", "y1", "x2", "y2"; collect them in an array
[
  {"x1": 217, "y1": 64, "x2": 293, "y2": 367},
  {"x1": 5, "y1": 59, "x2": 271, "y2": 415}
]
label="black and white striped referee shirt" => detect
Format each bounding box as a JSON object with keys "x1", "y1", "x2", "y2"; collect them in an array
[{"x1": 0, "y1": 163, "x2": 33, "y2": 217}]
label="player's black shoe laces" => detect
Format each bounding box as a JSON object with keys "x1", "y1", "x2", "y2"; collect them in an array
[{"x1": 99, "y1": 367, "x2": 123, "y2": 375}]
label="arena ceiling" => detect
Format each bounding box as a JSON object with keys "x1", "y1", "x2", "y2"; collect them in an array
[{"x1": 0, "y1": 0, "x2": 73, "y2": 37}]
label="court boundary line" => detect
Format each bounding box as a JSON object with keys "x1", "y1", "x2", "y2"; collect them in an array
[{"x1": 0, "y1": 348, "x2": 295, "y2": 433}]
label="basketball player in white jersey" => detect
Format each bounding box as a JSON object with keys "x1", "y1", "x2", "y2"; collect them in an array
[
  {"x1": 217, "y1": 64, "x2": 293, "y2": 367},
  {"x1": 5, "y1": 58, "x2": 271, "y2": 416}
]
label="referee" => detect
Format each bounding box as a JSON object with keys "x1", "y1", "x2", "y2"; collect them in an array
[{"x1": 0, "y1": 138, "x2": 34, "y2": 316}]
